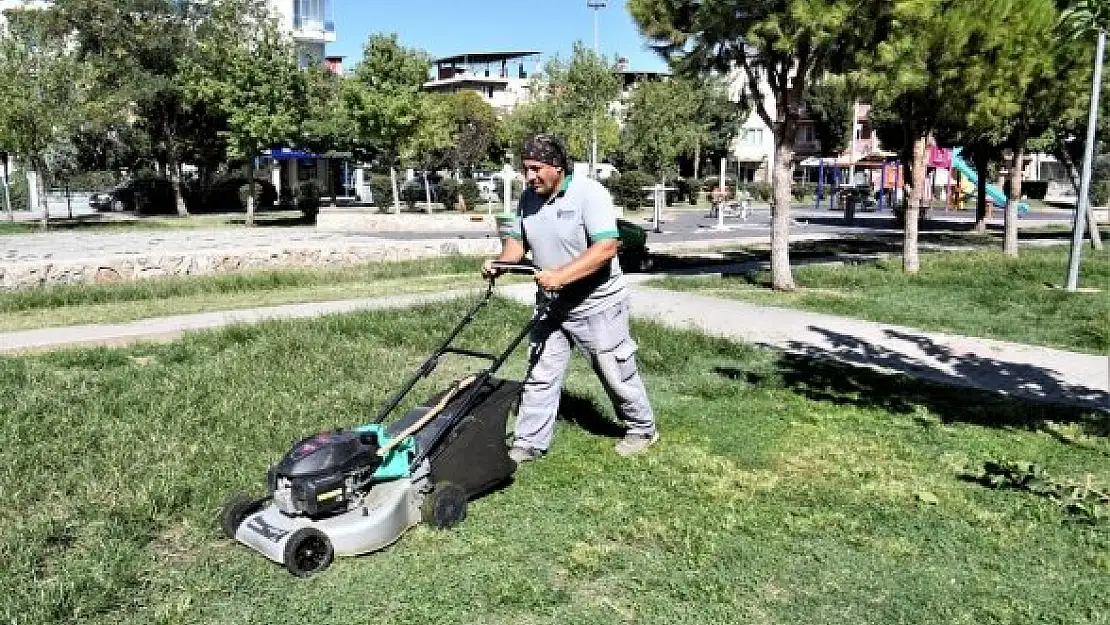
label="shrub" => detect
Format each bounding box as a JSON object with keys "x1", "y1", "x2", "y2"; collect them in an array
[
  {"x1": 1093, "y1": 155, "x2": 1109, "y2": 207},
  {"x1": 792, "y1": 182, "x2": 817, "y2": 202},
  {"x1": 296, "y1": 181, "x2": 321, "y2": 217},
  {"x1": 3, "y1": 173, "x2": 29, "y2": 210},
  {"x1": 604, "y1": 170, "x2": 654, "y2": 210},
  {"x1": 370, "y1": 174, "x2": 394, "y2": 210},
  {"x1": 438, "y1": 178, "x2": 459, "y2": 210},
  {"x1": 458, "y1": 179, "x2": 481, "y2": 211},
  {"x1": 748, "y1": 181, "x2": 773, "y2": 202},
  {"x1": 686, "y1": 177, "x2": 704, "y2": 205}
]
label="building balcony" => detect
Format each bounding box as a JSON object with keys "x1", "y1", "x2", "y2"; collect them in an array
[{"x1": 292, "y1": 16, "x2": 336, "y2": 43}]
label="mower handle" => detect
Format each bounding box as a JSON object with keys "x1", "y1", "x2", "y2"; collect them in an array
[{"x1": 488, "y1": 261, "x2": 538, "y2": 276}]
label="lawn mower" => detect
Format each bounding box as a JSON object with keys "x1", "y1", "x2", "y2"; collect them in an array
[{"x1": 221, "y1": 262, "x2": 546, "y2": 576}]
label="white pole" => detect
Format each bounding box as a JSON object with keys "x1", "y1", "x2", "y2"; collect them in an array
[
  {"x1": 1066, "y1": 28, "x2": 1104, "y2": 291},
  {"x1": 389, "y1": 166, "x2": 400, "y2": 214},
  {"x1": 718, "y1": 156, "x2": 727, "y2": 228},
  {"x1": 504, "y1": 174, "x2": 512, "y2": 214}
]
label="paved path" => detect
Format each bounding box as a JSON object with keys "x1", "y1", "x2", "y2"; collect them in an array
[{"x1": 2, "y1": 279, "x2": 1105, "y2": 412}]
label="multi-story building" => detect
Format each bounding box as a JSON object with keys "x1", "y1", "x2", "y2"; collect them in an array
[
  {"x1": 268, "y1": 0, "x2": 335, "y2": 68},
  {"x1": 423, "y1": 51, "x2": 542, "y2": 112}
]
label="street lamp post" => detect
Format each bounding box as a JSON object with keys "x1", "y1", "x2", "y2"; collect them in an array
[
  {"x1": 588, "y1": 0, "x2": 606, "y2": 179},
  {"x1": 1066, "y1": 27, "x2": 1105, "y2": 291}
]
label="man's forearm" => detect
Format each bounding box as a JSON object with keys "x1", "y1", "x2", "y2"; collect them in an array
[
  {"x1": 555, "y1": 239, "x2": 618, "y2": 285},
  {"x1": 497, "y1": 238, "x2": 526, "y2": 263}
]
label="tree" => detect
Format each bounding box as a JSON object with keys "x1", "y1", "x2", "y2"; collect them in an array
[
  {"x1": 691, "y1": 76, "x2": 748, "y2": 177},
  {"x1": 50, "y1": 0, "x2": 209, "y2": 216},
  {"x1": 343, "y1": 33, "x2": 430, "y2": 212},
  {"x1": 0, "y1": 6, "x2": 89, "y2": 228},
  {"x1": 630, "y1": 0, "x2": 889, "y2": 291},
  {"x1": 502, "y1": 44, "x2": 622, "y2": 164},
  {"x1": 407, "y1": 91, "x2": 500, "y2": 175},
  {"x1": 943, "y1": 0, "x2": 1059, "y2": 257},
  {"x1": 183, "y1": 0, "x2": 307, "y2": 225},
  {"x1": 621, "y1": 77, "x2": 702, "y2": 178},
  {"x1": 805, "y1": 77, "x2": 854, "y2": 157}
]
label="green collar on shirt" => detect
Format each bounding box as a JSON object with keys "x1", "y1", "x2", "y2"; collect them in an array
[{"x1": 557, "y1": 173, "x2": 574, "y2": 195}]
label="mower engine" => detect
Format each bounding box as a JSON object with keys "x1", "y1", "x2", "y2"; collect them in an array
[{"x1": 267, "y1": 429, "x2": 384, "y2": 518}]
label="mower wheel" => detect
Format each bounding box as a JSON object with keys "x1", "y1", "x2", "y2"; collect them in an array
[
  {"x1": 283, "y1": 528, "x2": 334, "y2": 577},
  {"x1": 220, "y1": 493, "x2": 263, "y2": 539},
  {"x1": 421, "y1": 481, "x2": 468, "y2": 529}
]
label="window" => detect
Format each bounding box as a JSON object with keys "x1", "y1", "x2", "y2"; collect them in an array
[
  {"x1": 798, "y1": 125, "x2": 817, "y2": 144},
  {"x1": 295, "y1": 0, "x2": 325, "y2": 29},
  {"x1": 742, "y1": 128, "x2": 763, "y2": 146}
]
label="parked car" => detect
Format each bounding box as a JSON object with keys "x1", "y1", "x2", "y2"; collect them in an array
[
  {"x1": 400, "y1": 173, "x2": 443, "y2": 206},
  {"x1": 90, "y1": 178, "x2": 177, "y2": 214}
]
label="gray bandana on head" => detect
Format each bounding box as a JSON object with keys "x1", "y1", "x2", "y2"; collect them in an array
[{"x1": 521, "y1": 134, "x2": 569, "y2": 171}]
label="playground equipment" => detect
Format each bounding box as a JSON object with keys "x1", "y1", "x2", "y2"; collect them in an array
[{"x1": 950, "y1": 148, "x2": 1029, "y2": 215}]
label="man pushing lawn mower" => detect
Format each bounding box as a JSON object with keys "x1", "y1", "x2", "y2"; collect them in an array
[{"x1": 483, "y1": 134, "x2": 659, "y2": 463}]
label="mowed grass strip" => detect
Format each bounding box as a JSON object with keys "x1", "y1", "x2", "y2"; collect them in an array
[
  {"x1": 651, "y1": 244, "x2": 1110, "y2": 354},
  {"x1": 1, "y1": 299, "x2": 1106, "y2": 625},
  {"x1": 0, "y1": 256, "x2": 486, "y2": 331}
]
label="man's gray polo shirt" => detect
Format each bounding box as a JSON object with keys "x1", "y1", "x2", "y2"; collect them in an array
[{"x1": 508, "y1": 174, "x2": 626, "y2": 319}]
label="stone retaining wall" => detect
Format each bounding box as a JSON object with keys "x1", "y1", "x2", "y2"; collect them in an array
[
  {"x1": 315, "y1": 208, "x2": 497, "y2": 233},
  {"x1": 0, "y1": 239, "x2": 501, "y2": 290}
]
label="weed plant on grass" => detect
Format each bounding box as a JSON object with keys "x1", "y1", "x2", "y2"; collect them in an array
[
  {"x1": 1, "y1": 298, "x2": 1107, "y2": 624},
  {"x1": 652, "y1": 245, "x2": 1110, "y2": 353}
]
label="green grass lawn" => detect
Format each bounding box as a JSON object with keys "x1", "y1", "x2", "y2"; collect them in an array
[
  {"x1": 651, "y1": 244, "x2": 1110, "y2": 354},
  {"x1": 0, "y1": 256, "x2": 485, "y2": 332},
  {"x1": 0, "y1": 210, "x2": 314, "y2": 235},
  {"x1": 1, "y1": 299, "x2": 1106, "y2": 625}
]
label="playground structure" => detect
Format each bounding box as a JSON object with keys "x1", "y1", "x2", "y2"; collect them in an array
[{"x1": 810, "y1": 145, "x2": 1030, "y2": 216}]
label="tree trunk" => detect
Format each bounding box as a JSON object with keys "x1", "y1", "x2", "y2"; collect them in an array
[
  {"x1": 2, "y1": 154, "x2": 13, "y2": 221},
  {"x1": 974, "y1": 151, "x2": 989, "y2": 233},
  {"x1": 770, "y1": 134, "x2": 796, "y2": 291},
  {"x1": 167, "y1": 148, "x2": 189, "y2": 217},
  {"x1": 903, "y1": 135, "x2": 929, "y2": 274},
  {"x1": 1003, "y1": 146, "x2": 1023, "y2": 258},
  {"x1": 246, "y1": 159, "x2": 256, "y2": 227}
]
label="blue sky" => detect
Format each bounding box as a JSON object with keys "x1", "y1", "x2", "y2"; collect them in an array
[{"x1": 328, "y1": 0, "x2": 668, "y2": 72}]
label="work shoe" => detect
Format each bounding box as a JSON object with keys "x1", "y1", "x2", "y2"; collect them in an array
[
  {"x1": 615, "y1": 432, "x2": 659, "y2": 457},
  {"x1": 508, "y1": 446, "x2": 545, "y2": 464}
]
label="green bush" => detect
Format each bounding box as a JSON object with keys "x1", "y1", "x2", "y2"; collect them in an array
[
  {"x1": 438, "y1": 178, "x2": 459, "y2": 210},
  {"x1": 748, "y1": 181, "x2": 773, "y2": 202},
  {"x1": 686, "y1": 177, "x2": 704, "y2": 205},
  {"x1": 370, "y1": 174, "x2": 394, "y2": 210},
  {"x1": 604, "y1": 171, "x2": 654, "y2": 210},
  {"x1": 1093, "y1": 156, "x2": 1109, "y2": 207},
  {"x1": 792, "y1": 182, "x2": 817, "y2": 202},
  {"x1": 458, "y1": 179, "x2": 481, "y2": 211},
  {"x1": 296, "y1": 181, "x2": 321, "y2": 217},
  {"x1": 4, "y1": 173, "x2": 29, "y2": 210}
]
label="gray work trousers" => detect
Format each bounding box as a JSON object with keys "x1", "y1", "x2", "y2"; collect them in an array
[{"x1": 513, "y1": 298, "x2": 656, "y2": 452}]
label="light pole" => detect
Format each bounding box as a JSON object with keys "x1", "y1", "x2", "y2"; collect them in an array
[
  {"x1": 1066, "y1": 27, "x2": 1105, "y2": 291},
  {"x1": 588, "y1": 0, "x2": 606, "y2": 179}
]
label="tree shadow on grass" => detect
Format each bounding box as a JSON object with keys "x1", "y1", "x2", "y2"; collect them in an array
[{"x1": 721, "y1": 326, "x2": 1108, "y2": 450}]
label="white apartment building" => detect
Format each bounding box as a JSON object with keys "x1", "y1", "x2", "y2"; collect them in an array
[
  {"x1": 423, "y1": 51, "x2": 542, "y2": 112},
  {"x1": 268, "y1": 0, "x2": 335, "y2": 68}
]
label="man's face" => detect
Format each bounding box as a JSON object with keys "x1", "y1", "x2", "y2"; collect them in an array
[{"x1": 523, "y1": 159, "x2": 563, "y2": 196}]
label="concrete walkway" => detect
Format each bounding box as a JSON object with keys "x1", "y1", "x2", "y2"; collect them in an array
[{"x1": 1, "y1": 281, "x2": 1106, "y2": 412}]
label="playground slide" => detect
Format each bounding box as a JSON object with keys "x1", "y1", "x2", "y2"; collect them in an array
[{"x1": 951, "y1": 148, "x2": 1029, "y2": 214}]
